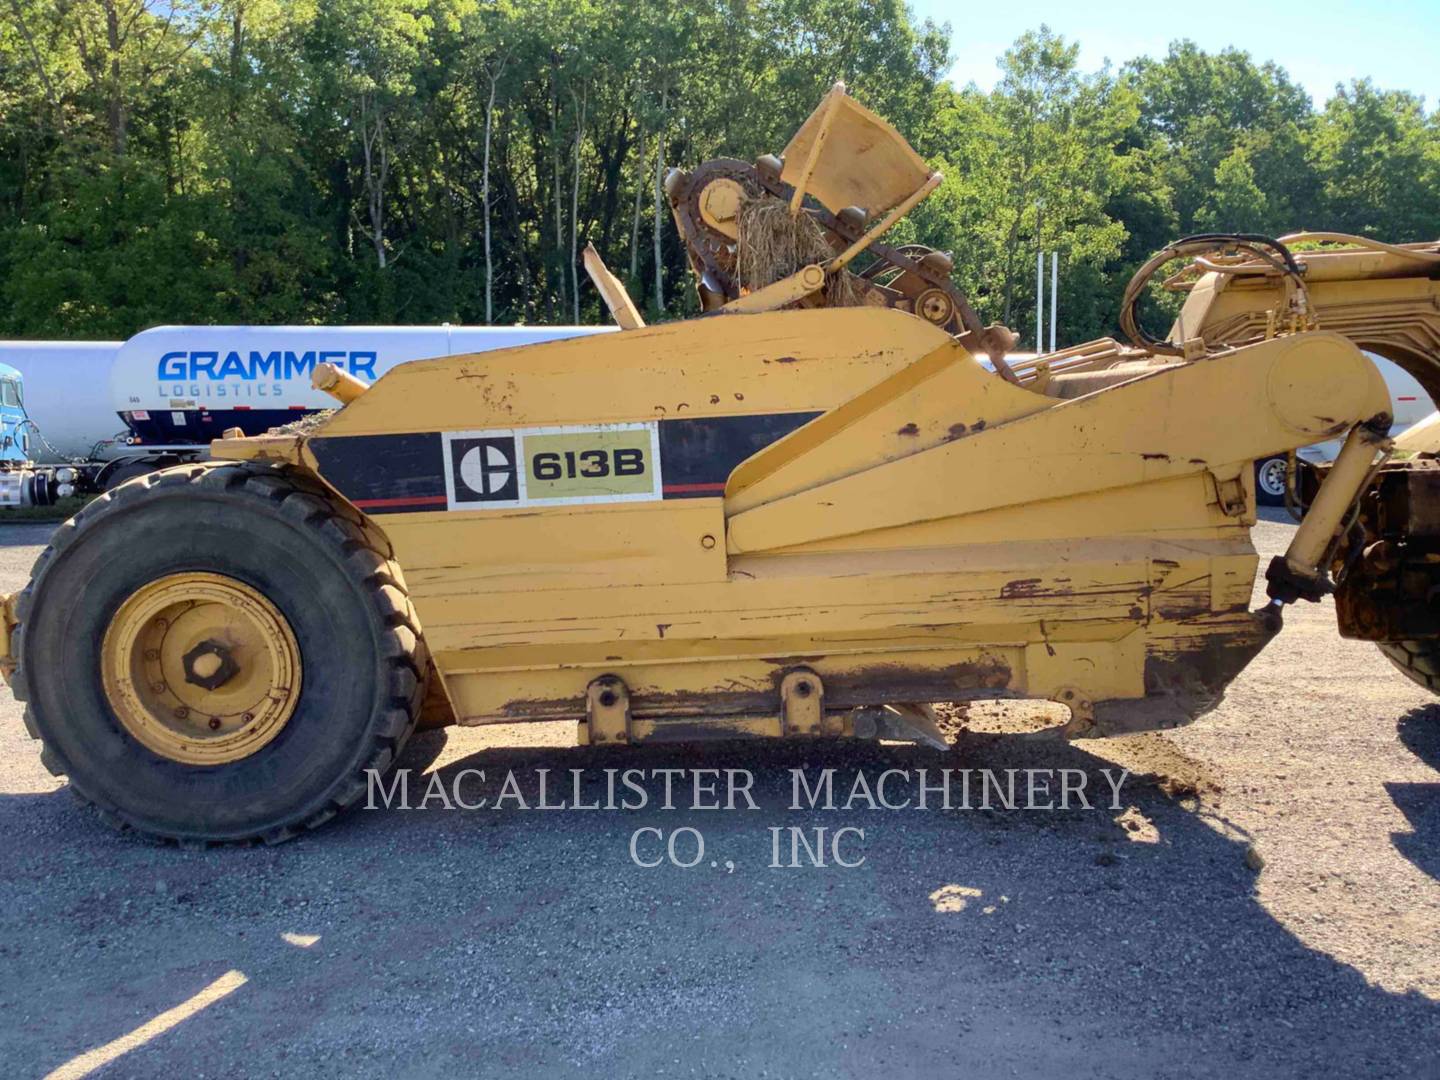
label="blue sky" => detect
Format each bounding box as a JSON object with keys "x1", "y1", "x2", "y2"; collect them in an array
[{"x1": 906, "y1": 0, "x2": 1440, "y2": 107}]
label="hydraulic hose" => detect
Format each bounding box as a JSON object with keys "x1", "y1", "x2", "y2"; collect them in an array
[{"x1": 1119, "y1": 233, "x2": 1305, "y2": 355}]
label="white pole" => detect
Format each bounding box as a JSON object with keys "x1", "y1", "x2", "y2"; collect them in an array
[
  {"x1": 1036, "y1": 250, "x2": 1044, "y2": 353},
  {"x1": 1050, "y1": 250, "x2": 1058, "y2": 352}
]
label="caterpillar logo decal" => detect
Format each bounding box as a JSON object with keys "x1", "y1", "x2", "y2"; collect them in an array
[
  {"x1": 448, "y1": 436, "x2": 520, "y2": 504},
  {"x1": 442, "y1": 422, "x2": 662, "y2": 509}
]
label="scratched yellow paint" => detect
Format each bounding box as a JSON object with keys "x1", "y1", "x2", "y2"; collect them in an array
[{"x1": 250, "y1": 302, "x2": 1386, "y2": 733}]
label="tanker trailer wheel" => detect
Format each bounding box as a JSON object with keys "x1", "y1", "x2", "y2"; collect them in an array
[
  {"x1": 11, "y1": 463, "x2": 424, "y2": 844},
  {"x1": 1378, "y1": 640, "x2": 1440, "y2": 695},
  {"x1": 1255, "y1": 455, "x2": 1288, "y2": 507}
]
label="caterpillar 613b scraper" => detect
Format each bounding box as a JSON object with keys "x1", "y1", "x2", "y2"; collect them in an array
[{"x1": 7, "y1": 84, "x2": 1440, "y2": 843}]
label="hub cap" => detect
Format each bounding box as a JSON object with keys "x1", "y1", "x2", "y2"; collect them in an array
[
  {"x1": 101, "y1": 573, "x2": 301, "y2": 765},
  {"x1": 1258, "y1": 457, "x2": 1288, "y2": 498}
]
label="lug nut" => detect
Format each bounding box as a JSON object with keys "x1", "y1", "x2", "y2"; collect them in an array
[
  {"x1": 152, "y1": 681, "x2": 166, "y2": 693},
  {"x1": 144, "y1": 649, "x2": 159, "y2": 661},
  {"x1": 208, "y1": 717, "x2": 221, "y2": 730},
  {"x1": 173, "y1": 706, "x2": 189, "y2": 719}
]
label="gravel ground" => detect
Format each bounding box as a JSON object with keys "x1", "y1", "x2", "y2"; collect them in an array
[{"x1": 0, "y1": 509, "x2": 1436, "y2": 1078}]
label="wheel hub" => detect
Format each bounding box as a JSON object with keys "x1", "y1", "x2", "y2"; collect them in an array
[
  {"x1": 101, "y1": 573, "x2": 302, "y2": 765},
  {"x1": 182, "y1": 639, "x2": 240, "y2": 691},
  {"x1": 1259, "y1": 457, "x2": 1287, "y2": 497}
]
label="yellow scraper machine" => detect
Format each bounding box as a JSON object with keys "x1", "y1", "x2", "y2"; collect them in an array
[{"x1": 7, "y1": 84, "x2": 1440, "y2": 843}]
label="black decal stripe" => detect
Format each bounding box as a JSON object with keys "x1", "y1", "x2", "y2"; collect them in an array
[
  {"x1": 309, "y1": 433, "x2": 445, "y2": 514},
  {"x1": 658, "y1": 412, "x2": 819, "y2": 498},
  {"x1": 309, "y1": 412, "x2": 821, "y2": 513}
]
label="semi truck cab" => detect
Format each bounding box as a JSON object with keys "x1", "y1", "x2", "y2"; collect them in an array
[
  {"x1": 0, "y1": 362, "x2": 74, "y2": 507},
  {"x1": 0, "y1": 363, "x2": 29, "y2": 466}
]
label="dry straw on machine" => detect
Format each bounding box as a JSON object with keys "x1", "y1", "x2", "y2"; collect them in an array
[{"x1": 735, "y1": 195, "x2": 866, "y2": 307}]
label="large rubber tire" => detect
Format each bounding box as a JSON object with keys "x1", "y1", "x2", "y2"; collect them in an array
[
  {"x1": 12, "y1": 462, "x2": 425, "y2": 844},
  {"x1": 98, "y1": 460, "x2": 159, "y2": 492},
  {"x1": 1378, "y1": 640, "x2": 1440, "y2": 694}
]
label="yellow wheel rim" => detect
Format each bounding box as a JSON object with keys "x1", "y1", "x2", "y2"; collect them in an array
[{"x1": 101, "y1": 572, "x2": 302, "y2": 765}]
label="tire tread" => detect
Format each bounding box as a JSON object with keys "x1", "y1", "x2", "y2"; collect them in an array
[
  {"x1": 12, "y1": 462, "x2": 424, "y2": 845},
  {"x1": 1379, "y1": 639, "x2": 1440, "y2": 693}
]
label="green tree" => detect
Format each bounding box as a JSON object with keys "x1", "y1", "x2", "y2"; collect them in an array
[
  {"x1": 1125, "y1": 40, "x2": 1315, "y2": 235},
  {"x1": 921, "y1": 27, "x2": 1135, "y2": 345},
  {"x1": 1309, "y1": 80, "x2": 1440, "y2": 239},
  {"x1": 1196, "y1": 147, "x2": 1273, "y2": 232},
  {"x1": 1, "y1": 5, "x2": 1435, "y2": 346}
]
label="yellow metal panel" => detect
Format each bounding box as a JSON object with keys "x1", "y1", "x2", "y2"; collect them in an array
[
  {"x1": 727, "y1": 339, "x2": 1051, "y2": 513},
  {"x1": 384, "y1": 501, "x2": 727, "y2": 595},
  {"x1": 1023, "y1": 634, "x2": 1145, "y2": 702},
  {"x1": 315, "y1": 307, "x2": 953, "y2": 437},
  {"x1": 294, "y1": 300, "x2": 1335, "y2": 735},
  {"x1": 726, "y1": 332, "x2": 1389, "y2": 554},
  {"x1": 415, "y1": 535, "x2": 1241, "y2": 721},
  {"x1": 1180, "y1": 268, "x2": 1440, "y2": 407},
  {"x1": 780, "y1": 83, "x2": 933, "y2": 216},
  {"x1": 1395, "y1": 411, "x2": 1440, "y2": 452},
  {"x1": 448, "y1": 629, "x2": 1156, "y2": 724},
  {"x1": 582, "y1": 243, "x2": 646, "y2": 330},
  {"x1": 782, "y1": 473, "x2": 1242, "y2": 553},
  {"x1": 420, "y1": 536, "x2": 1190, "y2": 642},
  {"x1": 210, "y1": 434, "x2": 306, "y2": 466},
  {"x1": 448, "y1": 646, "x2": 1020, "y2": 723},
  {"x1": 717, "y1": 265, "x2": 825, "y2": 313}
]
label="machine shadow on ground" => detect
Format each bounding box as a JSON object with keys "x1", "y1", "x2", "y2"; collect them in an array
[
  {"x1": 1393, "y1": 706, "x2": 1440, "y2": 881},
  {"x1": 3, "y1": 722, "x2": 1438, "y2": 1078}
]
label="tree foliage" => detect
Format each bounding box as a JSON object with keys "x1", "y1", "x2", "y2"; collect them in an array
[{"x1": 1, "y1": 4, "x2": 1437, "y2": 346}]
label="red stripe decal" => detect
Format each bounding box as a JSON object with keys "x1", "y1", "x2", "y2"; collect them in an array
[
  {"x1": 663, "y1": 482, "x2": 726, "y2": 494},
  {"x1": 353, "y1": 495, "x2": 448, "y2": 509},
  {"x1": 233, "y1": 405, "x2": 251, "y2": 411},
  {"x1": 289, "y1": 405, "x2": 308, "y2": 410},
  {"x1": 1398, "y1": 396, "x2": 1418, "y2": 401}
]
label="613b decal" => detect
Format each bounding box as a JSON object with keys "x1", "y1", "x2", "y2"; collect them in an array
[{"x1": 441, "y1": 422, "x2": 661, "y2": 510}]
